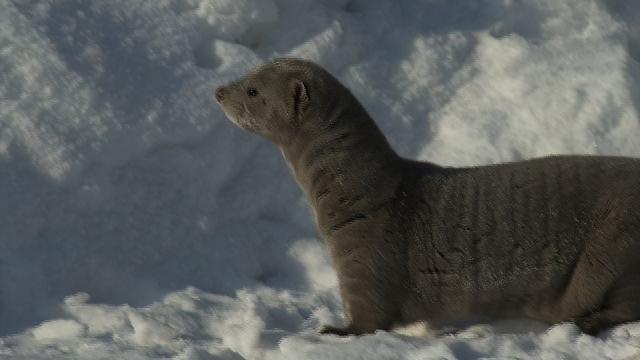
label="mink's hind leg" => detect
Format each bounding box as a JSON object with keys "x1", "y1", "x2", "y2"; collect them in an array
[
  {"x1": 555, "y1": 194, "x2": 640, "y2": 333},
  {"x1": 574, "y1": 273, "x2": 640, "y2": 335}
]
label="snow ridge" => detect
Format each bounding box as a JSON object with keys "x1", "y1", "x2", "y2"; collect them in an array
[{"x1": 1, "y1": 0, "x2": 640, "y2": 358}]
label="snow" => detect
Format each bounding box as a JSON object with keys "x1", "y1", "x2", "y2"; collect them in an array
[
  {"x1": 32, "y1": 320, "x2": 85, "y2": 342},
  {"x1": 1, "y1": 0, "x2": 640, "y2": 358}
]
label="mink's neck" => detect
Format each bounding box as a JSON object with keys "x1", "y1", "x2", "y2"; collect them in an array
[{"x1": 279, "y1": 98, "x2": 402, "y2": 237}]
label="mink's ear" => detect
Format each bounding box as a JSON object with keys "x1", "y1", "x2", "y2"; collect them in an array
[{"x1": 291, "y1": 79, "x2": 309, "y2": 117}]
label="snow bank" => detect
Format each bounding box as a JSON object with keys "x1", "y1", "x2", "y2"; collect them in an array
[
  {"x1": 32, "y1": 320, "x2": 85, "y2": 342},
  {"x1": 1, "y1": 0, "x2": 640, "y2": 358}
]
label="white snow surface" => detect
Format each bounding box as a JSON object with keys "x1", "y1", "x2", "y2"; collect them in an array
[{"x1": 1, "y1": 0, "x2": 640, "y2": 358}]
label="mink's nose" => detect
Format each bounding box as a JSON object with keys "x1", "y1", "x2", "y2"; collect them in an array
[{"x1": 215, "y1": 87, "x2": 225, "y2": 102}]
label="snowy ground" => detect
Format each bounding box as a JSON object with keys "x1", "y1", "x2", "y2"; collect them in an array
[{"x1": 1, "y1": 0, "x2": 640, "y2": 358}]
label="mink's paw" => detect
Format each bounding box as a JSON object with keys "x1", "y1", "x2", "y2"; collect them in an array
[{"x1": 319, "y1": 325, "x2": 358, "y2": 336}]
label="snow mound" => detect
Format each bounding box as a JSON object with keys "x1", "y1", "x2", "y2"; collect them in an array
[
  {"x1": 32, "y1": 320, "x2": 85, "y2": 342},
  {"x1": 1, "y1": 0, "x2": 640, "y2": 358}
]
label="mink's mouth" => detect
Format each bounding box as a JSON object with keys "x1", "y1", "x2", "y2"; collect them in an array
[
  {"x1": 219, "y1": 101, "x2": 244, "y2": 125},
  {"x1": 219, "y1": 101, "x2": 259, "y2": 133}
]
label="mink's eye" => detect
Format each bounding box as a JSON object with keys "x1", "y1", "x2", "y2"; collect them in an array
[{"x1": 247, "y1": 88, "x2": 258, "y2": 97}]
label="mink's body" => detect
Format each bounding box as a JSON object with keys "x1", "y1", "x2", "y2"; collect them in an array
[{"x1": 216, "y1": 58, "x2": 640, "y2": 335}]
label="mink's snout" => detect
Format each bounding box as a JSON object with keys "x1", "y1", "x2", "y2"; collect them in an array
[{"x1": 215, "y1": 87, "x2": 225, "y2": 102}]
